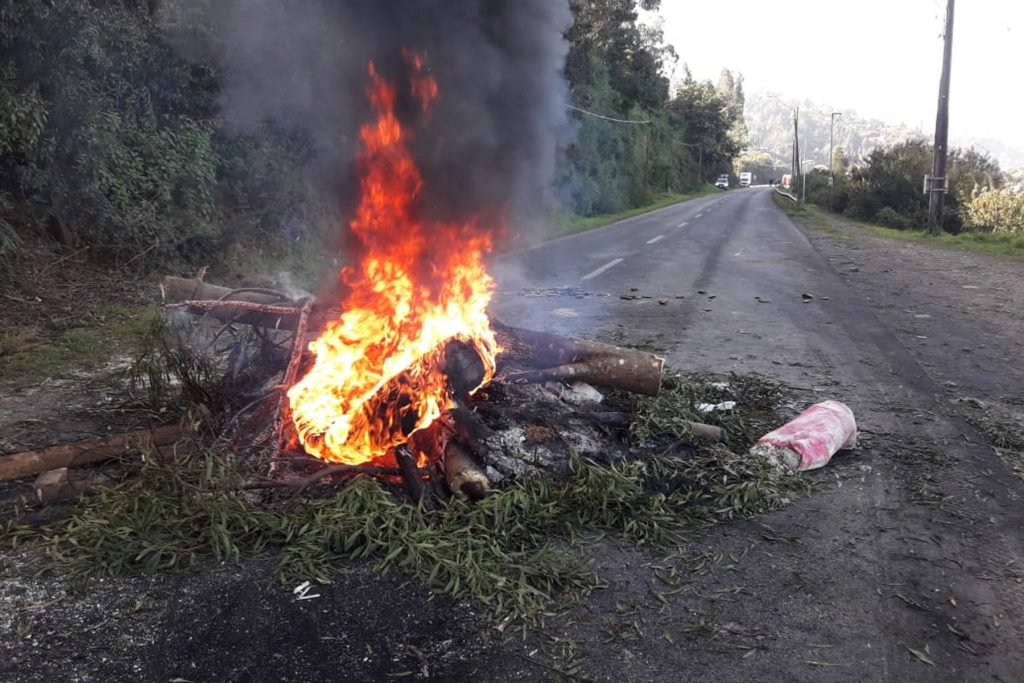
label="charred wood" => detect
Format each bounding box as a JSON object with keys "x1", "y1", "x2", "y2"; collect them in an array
[
  {"x1": 443, "y1": 339, "x2": 487, "y2": 399},
  {"x1": 394, "y1": 445, "x2": 426, "y2": 503}
]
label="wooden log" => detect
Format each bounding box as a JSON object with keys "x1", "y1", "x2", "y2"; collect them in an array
[
  {"x1": 684, "y1": 422, "x2": 724, "y2": 442},
  {"x1": 443, "y1": 441, "x2": 490, "y2": 500},
  {"x1": 34, "y1": 468, "x2": 114, "y2": 504},
  {"x1": 394, "y1": 445, "x2": 425, "y2": 502},
  {"x1": 161, "y1": 274, "x2": 310, "y2": 329},
  {"x1": 582, "y1": 411, "x2": 724, "y2": 441},
  {"x1": 494, "y1": 322, "x2": 664, "y2": 396},
  {"x1": 0, "y1": 426, "x2": 184, "y2": 481},
  {"x1": 443, "y1": 339, "x2": 487, "y2": 399}
]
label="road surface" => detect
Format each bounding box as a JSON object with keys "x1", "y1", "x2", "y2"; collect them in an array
[{"x1": 488, "y1": 186, "x2": 1024, "y2": 682}]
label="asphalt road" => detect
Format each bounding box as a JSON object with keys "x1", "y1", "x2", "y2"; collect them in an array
[
  {"x1": 492, "y1": 186, "x2": 876, "y2": 383},
  {"x1": 491, "y1": 186, "x2": 1024, "y2": 682}
]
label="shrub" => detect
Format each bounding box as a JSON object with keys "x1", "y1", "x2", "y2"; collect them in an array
[
  {"x1": 963, "y1": 187, "x2": 1024, "y2": 234},
  {"x1": 875, "y1": 206, "x2": 917, "y2": 231}
]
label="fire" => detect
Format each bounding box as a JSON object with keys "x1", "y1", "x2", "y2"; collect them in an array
[{"x1": 286, "y1": 54, "x2": 498, "y2": 466}]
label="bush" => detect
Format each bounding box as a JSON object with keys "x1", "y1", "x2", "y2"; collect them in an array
[
  {"x1": 963, "y1": 187, "x2": 1024, "y2": 234},
  {"x1": 1, "y1": 2, "x2": 220, "y2": 264},
  {"x1": 875, "y1": 206, "x2": 917, "y2": 231},
  {"x1": 0, "y1": 1, "x2": 336, "y2": 275},
  {"x1": 804, "y1": 168, "x2": 849, "y2": 214}
]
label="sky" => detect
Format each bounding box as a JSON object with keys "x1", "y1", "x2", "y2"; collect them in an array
[{"x1": 646, "y1": 0, "x2": 1024, "y2": 156}]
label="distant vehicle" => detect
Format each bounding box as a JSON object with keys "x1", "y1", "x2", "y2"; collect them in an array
[
  {"x1": 715, "y1": 174, "x2": 730, "y2": 189},
  {"x1": 739, "y1": 172, "x2": 752, "y2": 187}
]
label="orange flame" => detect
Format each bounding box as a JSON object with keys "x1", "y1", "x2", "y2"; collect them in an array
[{"x1": 286, "y1": 55, "x2": 498, "y2": 466}]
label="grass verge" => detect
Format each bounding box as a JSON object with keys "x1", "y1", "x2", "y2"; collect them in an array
[
  {"x1": 549, "y1": 187, "x2": 719, "y2": 239},
  {"x1": 0, "y1": 304, "x2": 158, "y2": 382},
  {"x1": 770, "y1": 192, "x2": 841, "y2": 236},
  {"x1": 859, "y1": 223, "x2": 1024, "y2": 260},
  {"x1": 772, "y1": 194, "x2": 1024, "y2": 260}
]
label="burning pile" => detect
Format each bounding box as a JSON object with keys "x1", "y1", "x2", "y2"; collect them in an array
[
  {"x1": 286, "y1": 55, "x2": 498, "y2": 468},
  {"x1": 157, "y1": 53, "x2": 669, "y2": 500}
]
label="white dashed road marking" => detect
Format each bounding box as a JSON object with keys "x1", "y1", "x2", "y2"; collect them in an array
[
  {"x1": 677, "y1": 221, "x2": 688, "y2": 228},
  {"x1": 646, "y1": 235, "x2": 665, "y2": 244},
  {"x1": 581, "y1": 258, "x2": 623, "y2": 281}
]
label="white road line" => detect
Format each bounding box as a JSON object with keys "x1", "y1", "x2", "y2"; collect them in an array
[
  {"x1": 676, "y1": 221, "x2": 688, "y2": 228},
  {"x1": 646, "y1": 235, "x2": 665, "y2": 244},
  {"x1": 581, "y1": 258, "x2": 623, "y2": 281},
  {"x1": 695, "y1": 212, "x2": 703, "y2": 218}
]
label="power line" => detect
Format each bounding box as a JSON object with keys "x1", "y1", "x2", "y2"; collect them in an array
[{"x1": 565, "y1": 104, "x2": 651, "y2": 125}]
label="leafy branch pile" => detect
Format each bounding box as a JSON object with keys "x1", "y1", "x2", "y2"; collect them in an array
[{"x1": 3, "y1": 374, "x2": 808, "y2": 623}]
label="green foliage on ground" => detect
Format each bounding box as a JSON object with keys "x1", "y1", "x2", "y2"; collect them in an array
[
  {"x1": 778, "y1": 195, "x2": 1024, "y2": 261},
  {"x1": 2, "y1": 372, "x2": 809, "y2": 623},
  {"x1": 862, "y1": 224, "x2": 1024, "y2": 261}
]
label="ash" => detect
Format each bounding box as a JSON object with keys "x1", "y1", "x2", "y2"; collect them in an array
[{"x1": 468, "y1": 380, "x2": 631, "y2": 482}]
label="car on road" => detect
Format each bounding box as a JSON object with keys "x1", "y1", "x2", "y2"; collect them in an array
[
  {"x1": 715, "y1": 174, "x2": 729, "y2": 189},
  {"x1": 739, "y1": 172, "x2": 752, "y2": 187}
]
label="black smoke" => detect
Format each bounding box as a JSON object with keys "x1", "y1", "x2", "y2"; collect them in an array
[{"x1": 167, "y1": 0, "x2": 573, "y2": 237}]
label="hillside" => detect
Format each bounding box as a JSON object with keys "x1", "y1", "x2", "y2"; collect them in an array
[
  {"x1": 743, "y1": 91, "x2": 924, "y2": 169},
  {"x1": 744, "y1": 91, "x2": 1024, "y2": 172}
]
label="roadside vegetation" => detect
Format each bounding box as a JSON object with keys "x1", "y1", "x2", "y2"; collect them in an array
[
  {"x1": 0, "y1": 0, "x2": 743, "y2": 279},
  {"x1": 0, "y1": 304, "x2": 157, "y2": 382},
  {"x1": 799, "y1": 140, "x2": 1023, "y2": 238},
  {"x1": 773, "y1": 192, "x2": 1024, "y2": 261}
]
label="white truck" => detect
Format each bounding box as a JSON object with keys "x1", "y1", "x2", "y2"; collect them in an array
[{"x1": 739, "y1": 172, "x2": 753, "y2": 188}]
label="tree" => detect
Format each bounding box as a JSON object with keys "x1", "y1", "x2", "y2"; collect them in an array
[{"x1": 666, "y1": 75, "x2": 743, "y2": 178}]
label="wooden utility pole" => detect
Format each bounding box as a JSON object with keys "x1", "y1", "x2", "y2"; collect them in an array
[
  {"x1": 793, "y1": 107, "x2": 801, "y2": 202},
  {"x1": 928, "y1": 0, "x2": 955, "y2": 233}
]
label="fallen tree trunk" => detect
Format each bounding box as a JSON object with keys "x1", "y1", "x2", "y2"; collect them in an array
[
  {"x1": 493, "y1": 321, "x2": 664, "y2": 396},
  {"x1": 0, "y1": 426, "x2": 184, "y2": 482}
]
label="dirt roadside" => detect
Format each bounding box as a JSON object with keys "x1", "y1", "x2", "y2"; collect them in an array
[{"x1": 795, "y1": 211, "x2": 1024, "y2": 478}]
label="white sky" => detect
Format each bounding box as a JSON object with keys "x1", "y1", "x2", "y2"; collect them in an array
[{"x1": 649, "y1": 0, "x2": 1024, "y2": 151}]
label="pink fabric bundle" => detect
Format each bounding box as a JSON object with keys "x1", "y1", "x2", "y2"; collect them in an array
[{"x1": 751, "y1": 400, "x2": 857, "y2": 473}]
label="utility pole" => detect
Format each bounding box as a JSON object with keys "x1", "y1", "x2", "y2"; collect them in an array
[
  {"x1": 828, "y1": 111, "x2": 841, "y2": 211},
  {"x1": 928, "y1": 0, "x2": 955, "y2": 234},
  {"x1": 793, "y1": 106, "x2": 801, "y2": 202}
]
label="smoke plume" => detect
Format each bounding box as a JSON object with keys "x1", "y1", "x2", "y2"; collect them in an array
[{"x1": 167, "y1": 0, "x2": 573, "y2": 237}]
